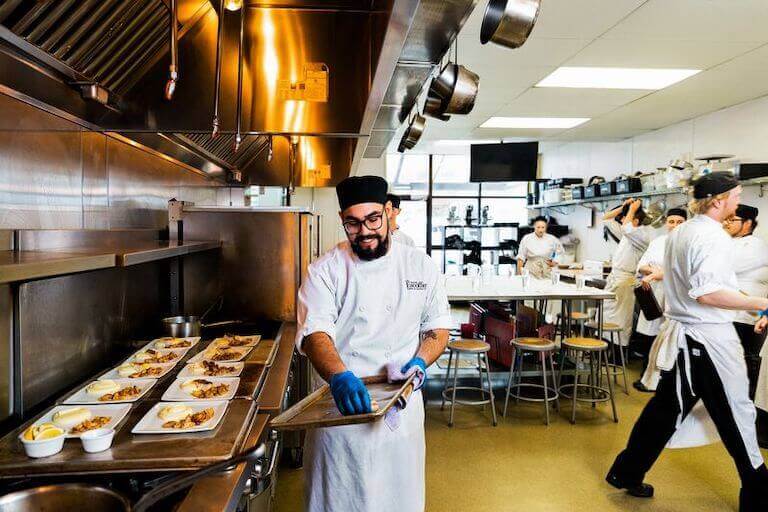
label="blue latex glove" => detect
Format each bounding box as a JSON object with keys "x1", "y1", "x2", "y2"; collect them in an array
[
  {"x1": 401, "y1": 356, "x2": 427, "y2": 375},
  {"x1": 330, "y1": 371, "x2": 372, "y2": 416}
]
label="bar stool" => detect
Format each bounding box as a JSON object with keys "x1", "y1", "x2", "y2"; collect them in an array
[
  {"x1": 441, "y1": 339, "x2": 498, "y2": 427},
  {"x1": 557, "y1": 337, "x2": 618, "y2": 424},
  {"x1": 557, "y1": 310, "x2": 591, "y2": 340},
  {"x1": 503, "y1": 337, "x2": 559, "y2": 425},
  {"x1": 585, "y1": 321, "x2": 628, "y2": 394}
]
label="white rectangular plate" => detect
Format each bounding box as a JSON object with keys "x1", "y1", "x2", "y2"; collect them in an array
[
  {"x1": 63, "y1": 378, "x2": 155, "y2": 405},
  {"x1": 209, "y1": 334, "x2": 261, "y2": 349},
  {"x1": 100, "y1": 362, "x2": 176, "y2": 380},
  {"x1": 178, "y1": 362, "x2": 244, "y2": 378},
  {"x1": 33, "y1": 404, "x2": 132, "y2": 438},
  {"x1": 131, "y1": 401, "x2": 229, "y2": 434},
  {"x1": 161, "y1": 377, "x2": 240, "y2": 402},
  {"x1": 126, "y1": 347, "x2": 186, "y2": 366},
  {"x1": 187, "y1": 346, "x2": 253, "y2": 364},
  {"x1": 148, "y1": 336, "x2": 201, "y2": 351}
]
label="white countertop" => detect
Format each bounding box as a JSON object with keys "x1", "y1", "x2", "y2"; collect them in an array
[{"x1": 444, "y1": 275, "x2": 615, "y2": 301}]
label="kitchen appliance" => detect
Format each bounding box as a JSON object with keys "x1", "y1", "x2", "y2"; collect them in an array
[
  {"x1": 480, "y1": 0, "x2": 541, "y2": 49},
  {"x1": 615, "y1": 177, "x2": 642, "y2": 194},
  {"x1": 599, "y1": 182, "x2": 616, "y2": 196},
  {"x1": 0, "y1": 444, "x2": 265, "y2": 512}
]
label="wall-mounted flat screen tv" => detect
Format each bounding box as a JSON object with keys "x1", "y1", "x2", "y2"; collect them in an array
[{"x1": 470, "y1": 142, "x2": 539, "y2": 182}]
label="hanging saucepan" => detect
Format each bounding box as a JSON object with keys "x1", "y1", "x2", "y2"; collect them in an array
[
  {"x1": 444, "y1": 64, "x2": 479, "y2": 115},
  {"x1": 480, "y1": 0, "x2": 541, "y2": 49},
  {"x1": 0, "y1": 444, "x2": 265, "y2": 512},
  {"x1": 397, "y1": 114, "x2": 426, "y2": 153},
  {"x1": 424, "y1": 94, "x2": 450, "y2": 121}
]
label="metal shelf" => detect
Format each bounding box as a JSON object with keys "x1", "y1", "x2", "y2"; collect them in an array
[
  {"x1": 0, "y1": 240, "x2": 221, "y2": 283},
  {"x1": 527, "y1": 187, "x2": 688, "y2": 209}
]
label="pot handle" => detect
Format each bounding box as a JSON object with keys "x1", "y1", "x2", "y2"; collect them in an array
[
  {"x1": 132, "y1": 443, "x2": 265, "y2": 512},
  {"x1": 201, "y1": 320, "x2": 243, "y2": 328}
]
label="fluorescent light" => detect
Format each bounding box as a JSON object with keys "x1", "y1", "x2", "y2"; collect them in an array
[
  {"x1": 480, "y1": 117, "x2": 590, "y2": 129},
  {"x1": 434, "y1": 139, "x2": 499, "y2": 146},
  {"x1": 536, "y1": 67, "x2": 701, "y2": 90}
]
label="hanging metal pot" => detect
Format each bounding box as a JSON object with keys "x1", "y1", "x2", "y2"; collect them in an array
[
  {"x1": 480, "y1": 0, "x2": 541, "y2": 49},
  {"x1": 424, "y1": 94, "x2": 450, "y2": 121},
  {"x1": 444, "y1": 64, "x2": 479, "y2": 115},
  {"x1": 397, "y1": 114, "x2": 426, "y2": 153}
]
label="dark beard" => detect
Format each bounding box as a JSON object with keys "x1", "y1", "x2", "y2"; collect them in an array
[{"x1": 351, "y1": 233, "x2": 390, "y2": 261}]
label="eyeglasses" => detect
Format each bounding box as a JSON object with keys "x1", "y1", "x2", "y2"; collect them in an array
[
  {"x1": 342, "y1": 208, "x2": 385, "y2": 234},
  {"x1": 725, "y1": 217, "x2": 743, "y2": 224}
]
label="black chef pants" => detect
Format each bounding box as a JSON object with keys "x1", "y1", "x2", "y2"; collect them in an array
[
  {"x1": 608, "y1": 337, "x2": 768, "y2": 512},
  {"x1": 733, "y1": 321, "x2": 768, "y2": 448}
]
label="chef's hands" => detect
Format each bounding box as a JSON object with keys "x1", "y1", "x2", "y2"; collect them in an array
[
  {"x1": 756, "y1": 315, "x2": 768, "y2": 334},
  {"x1": 628, "y1": 199, "x2": 642, "y2": 212},
  {"x1": 401, "y1": 356, "x2": 427, "y2": 375},
  {"x1": 640, "y1": 268, "x2": 663, "y2": 290},
  {"x1": 330, "y1": 371, "x2": 372, "y2": 416}
]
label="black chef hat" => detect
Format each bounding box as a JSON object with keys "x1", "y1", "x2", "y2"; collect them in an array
[
  {"x1": 736, "y1": 204, "x2": 759, "y2": 221},
  {"x1": 336, "y1": 176, "x2": 388, "y2": 211},
  {"x1": 692, "y1": 172, "x2": 739, "y2": 199},
  {"x1": 386, "y1": 193, "x2": 402, "y2": 209},
  {"x1": 666, "y1": 207, "x2": 688, "y2": 219}
]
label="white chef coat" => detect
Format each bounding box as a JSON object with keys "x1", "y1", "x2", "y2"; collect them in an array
[
  {"x1": 517, "y1": 232, "x2": 563, "y2": 265},
  {"x1": 635, "y1": 234, "x2": 668, "y2": 336},
  {"x1": 732, "y1": 234, "x2": 768, "y2": 325},
  {"x1": 642, "y1": 214, "x2": 763, "y2": 468},
  {"x1": 391, "y1": 228, "x2": 416, "y2": 247},
  {"x1": 296, "y1": 240, "x2": 452, "y2": 512},
  {"x1": 604, "y1": 223, "x2": 655, "y2": 346}
]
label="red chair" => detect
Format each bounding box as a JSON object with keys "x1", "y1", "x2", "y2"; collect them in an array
[{"x1": 485, "y1": 316, "x2": 516, "y2": 368}]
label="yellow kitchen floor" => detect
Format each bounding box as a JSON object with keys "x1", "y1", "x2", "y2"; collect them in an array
[{"x1": 274, "y1": 365, "x2": 768, "y2": 512}]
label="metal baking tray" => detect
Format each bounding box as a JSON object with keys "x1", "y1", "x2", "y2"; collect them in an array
[{"x1": 270, "y1": 374, "x2": 416, "y2": 431}]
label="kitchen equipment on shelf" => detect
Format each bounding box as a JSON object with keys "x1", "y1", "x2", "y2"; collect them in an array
[
  {"x1": 572, "y1": 185, "x2": 585, "y2": 200},
  {"x1": 599, "y1": 181, "x2": 616, "y2": 196},
  {"x1": 0, "y1": 444, "x2": 266, "y2": 512},
  {"x1": 639, "y1": 172, "x2": 656, "y2": 192},
  {"x1": 480, "y1": 0, "x2": 541, "y2": 49},
  {"x1": 615, "y1": 176, "x2": 642, "y2": 194}
]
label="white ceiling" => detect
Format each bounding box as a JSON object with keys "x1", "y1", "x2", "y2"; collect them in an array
[{"x1": 405, "y1": 0, "x2": 768, "y2": 152}]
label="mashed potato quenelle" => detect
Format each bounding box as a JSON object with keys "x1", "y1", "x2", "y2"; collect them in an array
[
  {"x1": 52, "y1": 407, "x2": 92, "y2": 429},
  {"x1": 158, "y1": 404, "x2": 193, "y2": 422},
  {"x1": 86, "y1": 379, "x2": 121, "y2": 396}
]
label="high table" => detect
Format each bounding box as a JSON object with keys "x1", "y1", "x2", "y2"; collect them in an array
[{"x1": 444, "y1": 275, "x2": 616, "y2": 340}]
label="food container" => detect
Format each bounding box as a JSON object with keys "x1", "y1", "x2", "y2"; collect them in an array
[
  {"x1": 543, "y1": 188, "x2": 563, "y2": 204},
  {"x1": 80, "y1": 428, "x2": 115, "y2": 453},
  {"x1": 19, "y1": 432, "x2": 65, "y2": 458},
  {"x1": 572, "y1": 185, "x2": 585, "y2": 200},
  {"x1": 639, "y1": 173, "x2": 656, "y2": 192},
  {"x1": 583, "y1": 184, "x2": 601, "y2": 198},
  {"x1": 599, "y1": 181, "x2": 616, "y2": 196},
  {"x1": 615, "y1": 177, "x2": 642, "y2": 194}
]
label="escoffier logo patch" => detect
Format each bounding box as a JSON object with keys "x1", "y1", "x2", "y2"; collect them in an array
[{"x1": 405, "y1": 280, "x2": 427, "y2": 291}]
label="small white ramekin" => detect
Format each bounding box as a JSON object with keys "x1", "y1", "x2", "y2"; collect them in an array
[
  {"x1": 79, "y1": 428, "x2": 115, "y2": 453},
  {"x1": 19, "y1": 432, "x2": 65, "y2": 458}
]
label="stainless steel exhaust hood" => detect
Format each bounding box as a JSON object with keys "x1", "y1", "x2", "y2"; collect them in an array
[{"x1": 0, "y1": 0, "x2": 477, "y2": 186}]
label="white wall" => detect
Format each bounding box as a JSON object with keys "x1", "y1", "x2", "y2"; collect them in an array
[{"x1": 539, "y1": 94, "x2": 768, "y2": 262}]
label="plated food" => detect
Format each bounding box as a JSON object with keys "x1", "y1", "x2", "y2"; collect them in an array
[
  {"x1": 19, "y1": 423, "x2": 66, "y2": 458},
  {"x1": 180, "y1": 361, "x2": 244, "y2": 378},
  {"x1": 64, "y1": 378, "x2": 155, "y2": 404},
  {"x1": 152, "y1": 336, "x2": 200, "y2": 350},
  {"x1": 31, "y1": 404, "x2": 131, "y2": 438},
  {"x1": 161, "y1": 376, "x2": 239, "y2": 402},
  {"x1": 211, "y1": 334, "x2": 260, "y2": 348},
  {"x1": 131, "y1": 348, "x2": 182, "y2": 365},
  {"x1": 187, "y1": 346, "x2": 252, "y2": 364},
  {"x1": 131, "y1": 401, "x2": 229, "y2": 434},
  {"x1": 100, "y1": 362, "x2": 175, "y2": 380}
]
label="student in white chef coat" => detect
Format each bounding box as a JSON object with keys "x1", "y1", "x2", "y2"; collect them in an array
[
  {"x1": 607, "y1": 173, "x2": 768, "y2": 512},
  {"x1": 724, "y1": 204, "x2": 768, "y2": 445},
  {"x1": 632, "y1": 207, "x2": 688, "y2": 392},
  {"x1": 386, "y1": 193, "x2": 416, "y2": 247},
  {"x1": 516, "y1": 215, "x2": 564, "y2": 276},
  {"x1": 601, "y1": 198, "x2": 655, "y2": 347},
  {"x1": 296, "y1": 176, "x2": 452, "y2": 512}
]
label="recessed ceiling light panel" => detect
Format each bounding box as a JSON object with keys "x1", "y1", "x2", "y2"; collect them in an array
[
  {"x1": 536, "y1": 67, "x2": 701, "y2": 90},
  {"x1": 480, "y1": 117, "x2": 590, "y2": 129}
]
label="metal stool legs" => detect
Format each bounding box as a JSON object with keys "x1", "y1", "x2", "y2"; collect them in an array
[
  {"x1": 442, "y1": 349, "x2": 497, "y2": 427},
  {"x1": 504, "y1": 348, "x2": 559, "y2": 425}
]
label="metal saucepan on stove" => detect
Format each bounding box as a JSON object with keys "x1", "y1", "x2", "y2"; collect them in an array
[
  {"x1": 0, "y1": 444, "x2": 265, "y2": 512},
  {"x1": 480, "y1": 0, "x2": 541, "y2": 49},
  {"x1": 161, "y1": 315, "x2": 240, "y2": 337}
]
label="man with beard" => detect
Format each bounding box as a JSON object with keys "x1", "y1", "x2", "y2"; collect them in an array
[
  {"x1": 296, "y1": 175, "x2": 451, "y2": 512},
  {"x1": 606, "y1": 173, "x2": 768, "y2": 512}
]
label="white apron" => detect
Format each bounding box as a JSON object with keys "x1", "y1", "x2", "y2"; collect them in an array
[
  {"x1": 635, "y1": 234, "x2": 668, "y2": 337},
  {"x1": 296, "y1": 241, "x2": 452, "y2": 512},
  {"x1": 641, "y1": 319, "x2": 763, "y2": 468},
  {"x1": 755, "y1": 340, "x2": 768, "y2": 413},
  {"x1": 603, "y1": 270, "x2": 637, "y2": 347}
]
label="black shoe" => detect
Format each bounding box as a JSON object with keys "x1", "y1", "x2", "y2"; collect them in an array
[
  {"x1": 632, "y1": 380, "x2": 653, "y2": 393},
  {"x1": 605, "y1": 472, "x2": 654, "y2": 498}
]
